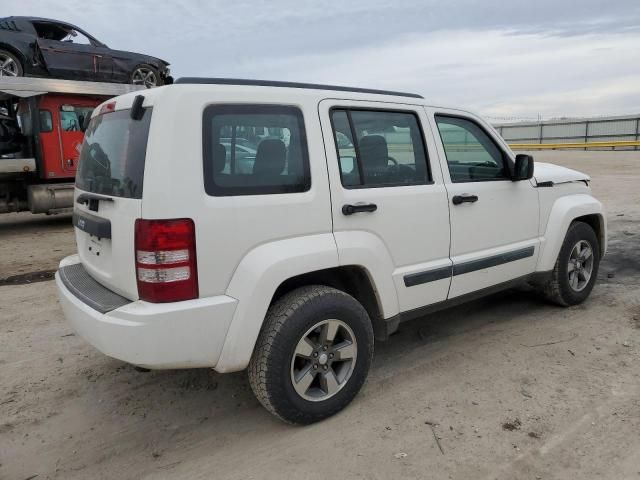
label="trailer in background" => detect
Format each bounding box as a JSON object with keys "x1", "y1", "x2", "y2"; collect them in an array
[{"x1": 0, "y1": 77, "x2": 143, "y2": 214}]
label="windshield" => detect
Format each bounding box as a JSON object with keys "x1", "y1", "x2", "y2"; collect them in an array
[{"x1": 76, "y1": 108, "x2": 152, "y2": 199}]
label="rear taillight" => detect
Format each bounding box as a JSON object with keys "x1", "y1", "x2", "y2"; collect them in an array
[{"x1": 134, "y1": 219, "x2": 198, "y2": 303}]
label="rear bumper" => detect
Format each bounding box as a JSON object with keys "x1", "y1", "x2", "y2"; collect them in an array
[{"x1": 55, "y1": 256, "x2": 238, "y2": 369}]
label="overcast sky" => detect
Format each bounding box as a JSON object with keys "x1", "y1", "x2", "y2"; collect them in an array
[{"x1": 7, "y1": 0, "x2": 640, "y2": 119}]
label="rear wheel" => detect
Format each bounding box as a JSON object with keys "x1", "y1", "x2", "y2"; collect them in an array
[
  {"x1": 248, "y1": 285, "x2": 374, "y2": 424},
  {"x1": 130, "y1": 64, "x2": 162, "y2": 88},
  {"x1": 541, "y1": 221, "x2": 600, "y2": 306},
  {"x1": 0, "y1": 49, "x2": 23, "y2": 77}
]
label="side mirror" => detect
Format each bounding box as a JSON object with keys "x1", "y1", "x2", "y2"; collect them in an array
[{"x1": 513, "y1": 154, "x2": 534, "y2": 181}]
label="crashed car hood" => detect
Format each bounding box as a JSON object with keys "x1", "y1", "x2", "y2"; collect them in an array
[
  {"x1": 109, "y1": 48, "x2": 170, "y2": 66},
  {"x1": 534, "y1": 162, "x2": 590, "y2": 185}
]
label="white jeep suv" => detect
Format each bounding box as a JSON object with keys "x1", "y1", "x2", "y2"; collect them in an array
[{"x1": 56, "y1": 78, "x2": 606, "y2": 424}]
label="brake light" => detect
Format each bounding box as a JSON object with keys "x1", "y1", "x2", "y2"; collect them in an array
[
  {"x1": 99, "y1": 101, "x2": 116, "y2": 115},
  {"x1": 134, "y1": 219, "x2": 198, "y2": 302}
]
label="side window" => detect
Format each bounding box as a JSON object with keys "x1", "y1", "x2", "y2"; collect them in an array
[
  {"x1": 39, "y1": 110, "x2": 53, "y2": 133},
  {"x1": 58, "y1": 106, "x2": 93, "y2": 132},
  {"x1": 330, "y1": 109, "x2": 430, "y2": 188},
  {"x1": 203, "y1": 105, "x2": 310, "y2": 196},
  {"x1": 60, "y1": 110, "x2": 80, "y2": 131},
  {"x1": 61, "y1": 29, "x2": 92, "y2": 45},
  {"x1": 435, "y1": 115, "x2": 509, "y2": 182},
  {"x1": 330, "y1": 111, "x2": 358, "y2": 186},
  {"x1": 33, "y1": 22, "x2": 92, "y2": 45}
]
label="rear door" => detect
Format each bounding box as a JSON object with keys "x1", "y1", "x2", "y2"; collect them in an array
[
  {"x1": 73, "y1": 103, "x2": 152, "y2": 300},
  {"x1": 320, "y1": 99, "x2": 452, "y2": 312}
]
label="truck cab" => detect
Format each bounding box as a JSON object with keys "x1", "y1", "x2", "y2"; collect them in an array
[
  {"x1": 15, "y1": 94, "x2": 99, "y2": 178},
  {"x1": 0, "y1": 77, "x2": 143, "y2": 214}
]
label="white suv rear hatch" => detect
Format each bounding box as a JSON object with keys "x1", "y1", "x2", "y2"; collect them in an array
[{"x1": 73, "y1": 103, "x2": 152, "y2": 300}]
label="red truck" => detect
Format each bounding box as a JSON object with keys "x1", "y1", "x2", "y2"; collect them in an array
[{"x1": 0, "y1": 77, "x2": 142, "y2": 214}]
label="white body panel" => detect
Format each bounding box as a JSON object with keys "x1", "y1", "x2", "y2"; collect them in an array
[
  {"x1": 537, "y1": 192, "x2": 606, "y2": 271},
  {"x1": 332, "y1": 230, "x2": 400, "y2": 318},
  {"x1": 138, "y1": 86, "x2": 334, "y2": 298},
  {"x1": 56, "y1": 256, "x2": 237, "y2": 368},
  {"x1": 534, "y1": 162, "x2": 590, "y2": 185},
  {"x1": 75, "y1": 194, "x2": 141, "y2": 299},
  {"x1": 56, "y1": 82, "x2": 607, "y2": 372},
  {"x1": 218, "y1": 234, "x2": 339, "y2": 372}
]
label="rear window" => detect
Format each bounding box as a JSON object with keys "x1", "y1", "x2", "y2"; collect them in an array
[
  {"x1": 203, "y1": 104, "x2": 310, "y2": 196},
  {"x1": 76, "y1": 108, "x2": 152, "y2": 199}
]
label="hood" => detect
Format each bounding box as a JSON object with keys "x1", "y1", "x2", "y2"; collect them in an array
[{"x1": 534, "y1": 162, "x2": 590, "y2": 185}]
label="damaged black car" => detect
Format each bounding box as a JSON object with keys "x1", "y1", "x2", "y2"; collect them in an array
[{"x1": 0, "y1": 16, "x2": 172, "y2": 87}]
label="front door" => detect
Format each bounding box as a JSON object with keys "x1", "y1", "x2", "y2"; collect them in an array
[
  {"x1": 58, "y1": 106, "x2": 86, "y2": 174},
  {"x1": 36, "y1": 30, "x2": 97, "y2": 80},
  {"x1": 38, "y1": 96, "x2": 99, "y2": 176},
  {"x1": 427, "y1": 108, "x2": 540, "y2": 298},
  {"x1": 320, "y1": 99, "x2": 452, "y2": 314}
]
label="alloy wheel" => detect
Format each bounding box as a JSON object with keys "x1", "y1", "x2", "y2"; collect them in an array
[
  {"x1": 567, "y1": 239, "x2": 594, "y2": 292},
  {"x1": 290, "y1": 319, "x2": 357, "y2": 402},
  {"x1": 0, "y1": 54, "x2": 20, "y2": 77},
  {"x1": 131, "y1": 67, "x2": 158, "y2": 88}
]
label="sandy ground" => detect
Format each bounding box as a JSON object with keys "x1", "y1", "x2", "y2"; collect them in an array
[
  {"x1": 0, "y1": 213, "x2": 75, "y2": 282},
  {"x1": 1, "y1": 151, "x2": 639, "y2": 480}
]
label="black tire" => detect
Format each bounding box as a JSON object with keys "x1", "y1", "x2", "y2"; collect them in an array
[
  {"x1": 0, "y1": 49, "x2": 23, "y2": 77},
  {"x1": 248, "y1": 285, "x2": 374, "y2": 424},
  {"x1": 129, "y1": 64, "x2": 163, "y2": 88},
  {"x1": 541, "y1": 221, "x2": 600, "y2": 306}
]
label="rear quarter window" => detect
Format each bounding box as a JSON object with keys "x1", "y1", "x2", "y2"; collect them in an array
[
  {"x1": 203, "y1": 104, "x2": 310, "y2": 196},
  {"x1": 76, "y1": 108, "x2": 152, "y2": 199}
]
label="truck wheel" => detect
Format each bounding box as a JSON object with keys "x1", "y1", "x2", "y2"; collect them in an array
[
  {"x1": 0, "y1": 49, "x2": 23, "y2": 77},
  {"x1": 248, "y1": 285, "x2": 374, "y2": 424},
  {"x1": 130, "y1": 64, "x2": 162, "y2": 88},
  {"x1": 541, "y1": 221, "x2": 600, "y2": 306}
]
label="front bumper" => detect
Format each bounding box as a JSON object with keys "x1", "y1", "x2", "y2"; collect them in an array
[
  {"x1": 160, "y1": 66, "x2": 173, "y2": 84},
  {"x1": 55, "y1": 256, "x2": 237, "y2": 369}
]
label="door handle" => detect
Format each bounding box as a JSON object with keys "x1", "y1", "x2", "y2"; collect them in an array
[
  {"x1": 342, "y1": 203, "x2": 378, "y2": 215},
  {"x1": 452, "y1": 194, "x2": 478, "y2": 205}
]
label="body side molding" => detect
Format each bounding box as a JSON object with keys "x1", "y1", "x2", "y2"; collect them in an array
[{"x1": 403, "y1": 246, "x2": 535, "y2": 287}]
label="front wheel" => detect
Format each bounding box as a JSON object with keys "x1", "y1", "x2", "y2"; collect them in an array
[
  {"x1": 541, "y1": 221, "x2": 600, "y2": 306},
  {"x1": 130, "y1": 64, "x2": 162, "y2": 88},
  {"x1": 248, "y1": 285, "x2": 374, "y2": 424},
  {"x1": 0, "y1": 49, "x2": 23, "y2": 77}
]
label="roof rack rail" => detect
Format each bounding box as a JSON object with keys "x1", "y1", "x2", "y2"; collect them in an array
[{"x1": 175, "y1": 77, "x2": 424, "y2": 99}]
